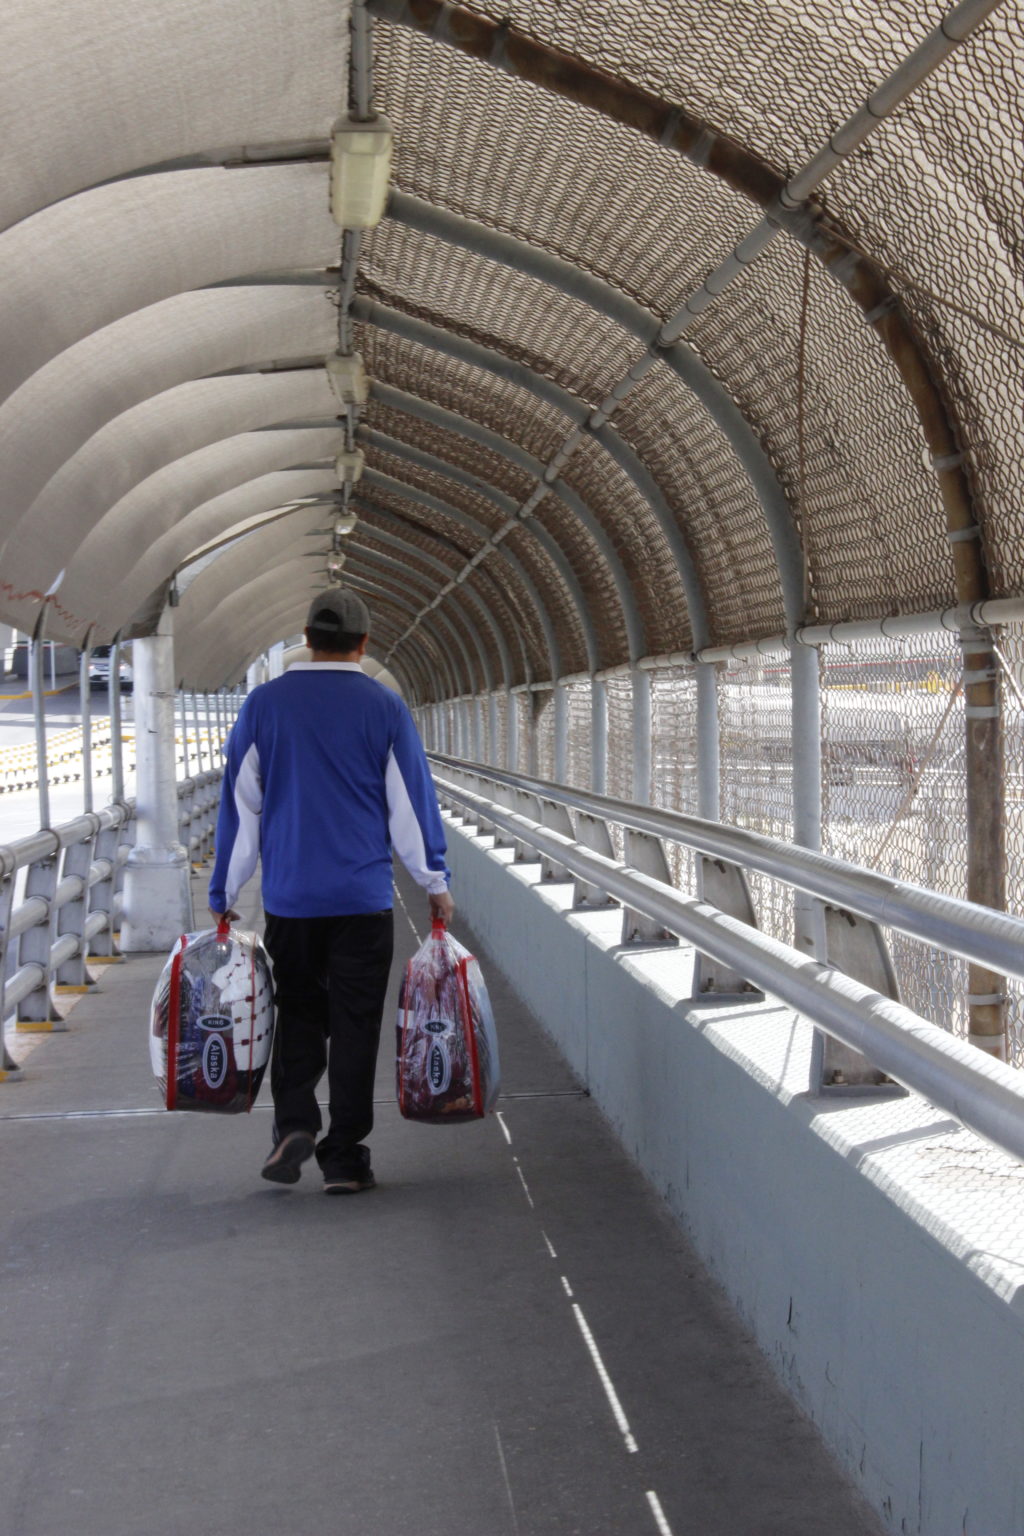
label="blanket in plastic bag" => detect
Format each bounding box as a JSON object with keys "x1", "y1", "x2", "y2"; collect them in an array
[
  {"x1": 397, "y1": 921, "x2": 500, "y2": 1122},
  {"x1": 150, "y1": 922, "x2": 275, "y2": 1113}
]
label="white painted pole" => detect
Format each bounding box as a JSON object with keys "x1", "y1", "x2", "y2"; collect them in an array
[
  {"x1": 506, "y1": 687, "x2": 518, "y2": 772},
  {"x1": 30, "y1": 629, "x2": 50, "y2": 830},
  {"x1": 631, "y1": 666, "x2": 652, "y2": 806},
  {"x1": 110, "y1": 637, "x2": 124, "y2": 803},
  {"x1": 120, "y1": 607, "x2": 193, "y2": 950},
  {"x1": 554, "y1": 682, "x2": 569, "y2": 784},
  {"x1": 488, "y1": 692, "x2": 499, "y2": 766},
  {"x1": 79, "y1": 641, "x2": 93, "y2": 815},
  {"x1": 696, "y1": 660, "x2": 720, "y2": 821},
  {"x1": 472, "y1": 696, "x2": 483, "y2": 763},
  {"x1": 591, "y1": 676, "x2": 607, "y2": 794}
]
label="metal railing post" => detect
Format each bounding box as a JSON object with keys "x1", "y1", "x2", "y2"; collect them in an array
[
  {"x1": 0, "y1": 856, "x2": 22, "y2": 1075},
  {"x1": 491, "y1": 697, "x2": 503, "y2": 768},
  {"x1": 632, "y1": 666, "x2": 652, "y2": 806},
  {"x1": 554, "y1": 683, "x2": 569, "y2": 784},
  {"x1": 79, "y1": 637, "x2": 94, "y2": 815},
  {"x1": 961, "y1": 622, "x2": 1007, "y2": 1059},
  {"x1": 55, "y1": 816, "x2": 101, "y2": 990},
  {"x1": 30, "y1": 620, "x2": 50, "y2": 830},
  {"x1": 591, "y1": 675, "x2": 607, "y2": 794},
  {"x1": 472, "y1": 696, "x2": 483, "y2": 763},
  {"x1": 110, "y1": 636, "x2": 125, "y2": 803},
  {"x1": 506, "y1": 688, "x2": 518, "y2": 772},
  {"x1": 192, "y1": 691, "x2": 206, "y2": 775},
  {"x1": 16, "y1": 839, "x2": 62, "y2": 1028},
  {"x1": 696, "y1": 660, "x2": 721, "y2": 822},
  {"x1": 87, "y1": 815, "x2": 123, "y2": 960}
]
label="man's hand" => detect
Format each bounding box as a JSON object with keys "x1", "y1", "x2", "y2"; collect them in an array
[
  {"x1": 209, "y1": 907, "x2": 241, "y2": 924},
  {"x1": 429, "y1": 889, "x2": 455, "y2": 926}
]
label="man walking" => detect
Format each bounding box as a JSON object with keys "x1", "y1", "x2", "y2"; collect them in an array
[{"x1": 208, "y1": 589, "x2": 453, "y2": 1194}]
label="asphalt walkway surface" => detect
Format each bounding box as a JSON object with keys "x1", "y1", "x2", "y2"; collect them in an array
[{"x1": 1, "y1": 865, "x2": 883, "y2": 1536}]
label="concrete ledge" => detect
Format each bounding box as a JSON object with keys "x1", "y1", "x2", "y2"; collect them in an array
[{"x1": 445, "y1": 812, "x2": 1024, "y2": 1536}]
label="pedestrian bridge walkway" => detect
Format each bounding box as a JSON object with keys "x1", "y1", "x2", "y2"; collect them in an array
[{"x1": 0, "y1": 864, "x2": 889, "y2": 1536}]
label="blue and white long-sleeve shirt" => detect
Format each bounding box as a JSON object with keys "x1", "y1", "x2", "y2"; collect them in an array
[{"x1": 208, "y1": 663, "x2": 450, "y2": 918}]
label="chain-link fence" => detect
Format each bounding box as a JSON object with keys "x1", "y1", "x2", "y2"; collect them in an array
[
  {"x1": 449, "y1": 628, "x2": 1024, "y2": 1064},
  {"x1": 565, "y1": 678, "x2": 592, "y2": 790},
  {"x1": 993, "y1": 625, "x2": 1024, "y2": 1066},
  {"x1": 650, "y1": 664, "x2": 700, "y2": 892},
  {"x1": 719, "y1": 657, "x2": 796, "y2": 946},
  {"x1": 820, "y1": 632, "x2": 972, "y2": 1044}
]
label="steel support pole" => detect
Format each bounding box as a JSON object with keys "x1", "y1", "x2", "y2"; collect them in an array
[
  {"x1": 472, "y1": 696, "x2": 483, "y2": 764},
  {"x1": 591, "y1": 676, "x2": 608, "y2": 795},
  {"x1": 695, "y1": 660, "x2": 720, "y2": 821},
  {"x1": 962, "y1": 623, "x2": 1007, "y2": 1058},
  {"x1": 526, "y1": 694, "x2": 539, "y2": 779},
  {"x1": 791, "y1": 640, "x2": 824, "y2": 951},
  {"x1": 30, "y1": 624, "x2": 50, "y2": 830},
  {"x1": 632, "y1": 667, "x2": 652, "y2": 806},
  {"x1": 120, "y1": 606, "x2": 193, "y2": 950},
  {"x1": 79, "y1": 640, "x2": 93, "y2": 815},
  {"x1": 554, "y1": 683, "x2": 569, "y2": 785},
  {"x1": 488, "y1": 692, "x2": 499, "y2": 767},
  {"x1": 192, "y1": 691, "x2": 206, "y2": 775},
  {"x1": 506, "y1": 688, "x2": 519, "y2": 773},
  {"x1": 109, "y1": 638, "x2": 124, "y2": 803},
  {"x1": 791, "y1": 639, "x2": 832, "y2": 1088},
  {"x1": 179, "y1": 690, "x2": 190, "y2": 780}
]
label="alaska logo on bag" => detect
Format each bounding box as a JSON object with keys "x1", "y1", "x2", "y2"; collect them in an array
[
  {"x1": 199, "y1": 1014, "x2": 232, "y2": 1089},
  {"x1": 427, "y1": 1039, "x2": 451, "y2": 1094}
]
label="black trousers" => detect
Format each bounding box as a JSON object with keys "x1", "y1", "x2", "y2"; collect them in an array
[{"x1": 263, "y1": 910, "x2": 394, "y2": 1174}]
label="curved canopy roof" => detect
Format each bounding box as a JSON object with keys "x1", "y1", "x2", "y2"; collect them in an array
[{"x1": 0, "y1": 0, "x2": 1020, "y2": 694}]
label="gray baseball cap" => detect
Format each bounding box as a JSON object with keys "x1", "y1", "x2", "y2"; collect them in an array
[{"x1": 305, "y1": 587, "x2": 371, "y2": 637}]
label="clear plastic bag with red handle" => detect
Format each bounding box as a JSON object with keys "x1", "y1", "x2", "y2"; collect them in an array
[
  {"x1": 396, "y1": 921, "x2": 500, "y2": 1122},
  {"x1": 149, "y1": 921, "x2": 275, "y2": 1113}
]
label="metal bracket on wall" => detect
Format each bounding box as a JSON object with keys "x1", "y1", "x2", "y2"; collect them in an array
[
  {"x1": 812, "y1": 905, "x2": 907, "y2": 1096},
  {"x1": 539, "y1": 798, "x2": 575, "y2": 882},
  {"x1": 572, "y1": 812, "x2": 617, "y2": 909},
  {"x1": 692, "y1": 855, "x2": 765, "y2": 1000},
  {"x1": 622, "y1": 830, "x2": 678, "y2": 946}
]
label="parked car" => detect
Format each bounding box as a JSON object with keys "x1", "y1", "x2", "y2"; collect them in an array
[{"x1": 88, "y1": 646, "x2": 133, "y2": 692}]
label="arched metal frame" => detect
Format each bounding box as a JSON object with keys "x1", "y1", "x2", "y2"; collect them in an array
[
  {"x1": 360, "y1": 466, "x2": 562, "y2": 685},
  {"x1": 361, "y1": 425, "x2": 598, "y2": 675}
]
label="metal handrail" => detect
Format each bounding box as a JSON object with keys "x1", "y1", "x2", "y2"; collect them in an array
[
  {"x1": 429, "y1": 753, "x2": 1024, "y2": 987},
  {"x1": 433, "y1": 769, "x2": 1024, "y2": 1164},
  {"x1": 1, "y1": 769, "x2": 224, "y2": 1071}
]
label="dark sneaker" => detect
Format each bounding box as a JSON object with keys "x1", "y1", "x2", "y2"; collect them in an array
[
  {"x1": 261, "y1": 1130, "x2": 315, "y2": 1185},
  {"x1": 323, "y1": 1145, "x2": 375, "y2": 1195}
]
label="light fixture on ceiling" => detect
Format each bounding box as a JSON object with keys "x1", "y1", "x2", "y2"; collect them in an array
[
  {"x1": 326, "y1": 552, "x2": 346, "y2": 582},
  {"x1": 335, "y1": 447, "x2": 365, "y2": 486},
  {"x1": 325, "y1": 351, "x2": 368, "y2": 408},
  {"x1": 329, "y1": 116, "x2": 393, "y2": 229},
  {"x1": 334, "y1": 511, "x2": 359, "y2": 536}
]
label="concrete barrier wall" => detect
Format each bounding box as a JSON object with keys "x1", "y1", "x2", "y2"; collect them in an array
[{"x1": 447, "y1": 816, "x2": 1024, "y2": 1536}]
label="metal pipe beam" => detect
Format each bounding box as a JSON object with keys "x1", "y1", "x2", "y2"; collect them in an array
[
  {"x1": 368, "y1": 380, "x2": 642, "y2": 665},
  {"x1": 387, "y1": 193, "x2": 801, "y2": 628},
  {"x1": 361, "y1": 425, "x2": 598, "y2": 674},
  {"x1": 354, "y1": 295, "x2": 702, "y2": 646},
  {"x1": 353, "y1": 500, "x2": 510, "y2": 688},
  {"x1": 361, "y1": 466, "x2": 561, "y2": 683}
]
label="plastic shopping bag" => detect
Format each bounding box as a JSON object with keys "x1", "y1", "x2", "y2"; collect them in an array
[
  {"x1": 397, "y1": 920, "x2": 500, "y2": 1122},
  {"x1": 150, "y1": 922, "x2": 275, "y2": 1113}
]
